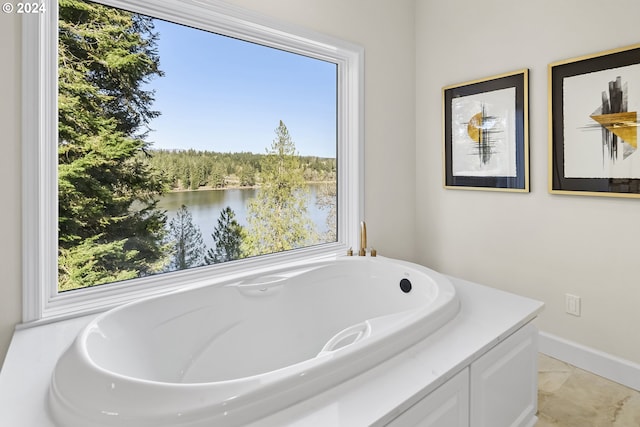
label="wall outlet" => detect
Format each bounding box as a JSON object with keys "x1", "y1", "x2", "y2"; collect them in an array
[{"x1": 565, "y1": 294, "x2": 581, "y2": 316}]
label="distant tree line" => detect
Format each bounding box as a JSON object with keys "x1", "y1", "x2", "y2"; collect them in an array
[
  {"x1": 146, "y1": 149, "x2": 336, "y2": 191},
  {"x1": 166, "y1": 121, "x2": 337, "y2": 271}
]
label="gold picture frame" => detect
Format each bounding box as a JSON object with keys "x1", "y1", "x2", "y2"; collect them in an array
[
  {"x1": 549, "y1": 43, "x2": 640, "y2": 198},
  {"x1": 442, "y1": 69, "x2": 529, "y2": 192}
]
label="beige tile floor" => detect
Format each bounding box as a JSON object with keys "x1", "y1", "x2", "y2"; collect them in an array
[{"x1": 536, "y1": 354, "x2": 640, "y2": 426}]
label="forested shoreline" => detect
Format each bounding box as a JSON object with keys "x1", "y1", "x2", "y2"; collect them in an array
[{"x1": 146, "y1": 149, "x2": 336, "y2": 191}]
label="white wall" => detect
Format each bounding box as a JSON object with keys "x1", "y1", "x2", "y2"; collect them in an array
[
  {"x1": 0, "y1": 12, "x2": 22, "y2": 366},
  {"x1": 416, "y1": 0, "x2": 640, "y2": 364},
  {"x1": 0, "y1": 0, "x2": 417, "y2": 364}
]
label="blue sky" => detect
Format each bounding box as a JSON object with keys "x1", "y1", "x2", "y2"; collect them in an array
[{"x1": 144, "y1": 18, "x2": 337, "y2": 158}]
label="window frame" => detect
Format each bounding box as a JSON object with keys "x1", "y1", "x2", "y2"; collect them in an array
[{"x1": 22, "y1": 0, "x2": 364, "y2": 325}]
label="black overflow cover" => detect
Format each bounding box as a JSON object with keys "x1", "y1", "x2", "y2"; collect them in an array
[{"x1": 399, "y1": 278, "x2": 412, "y2": 293}]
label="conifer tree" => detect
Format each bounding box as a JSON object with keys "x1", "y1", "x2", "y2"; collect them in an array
[
  {"x1": 205, "y1": 207, "x2": 245, "y2": 264},
  {"x1": 57, "y1": 0, "x2": 167, "y2": 289},
  {"x1": 243, "y1": 121, "x2": 318, "y2": 255},
  {"x1": 167, "y1": 205, "x2": 205, "y2": 270}
]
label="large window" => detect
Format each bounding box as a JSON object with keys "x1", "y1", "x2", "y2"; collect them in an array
[{"x1": 23, "y1": 0, "x2": 363, "y2": 323}]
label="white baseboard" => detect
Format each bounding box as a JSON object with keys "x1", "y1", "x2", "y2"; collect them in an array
[{"x1": 539, "y1": 331, "x2": 640, "y2": 392}]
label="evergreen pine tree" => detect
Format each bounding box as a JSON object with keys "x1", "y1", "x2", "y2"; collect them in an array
[
  {"x1": 167, "y1": 205, "x2": 205, "y2": 270},
  {"x1": 205, "y1": 207, "x2": 245, "y2": 264},
  {"x1": 57, "y1": 0, "x2": 168, "y2": 289},
  {"x1": 243, "y1": 121, "x2": 318, "y2": 256}
]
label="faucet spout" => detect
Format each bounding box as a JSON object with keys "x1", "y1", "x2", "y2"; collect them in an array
[{"x1": 359, "y1": 221, "x2": 367, "y2": 256}]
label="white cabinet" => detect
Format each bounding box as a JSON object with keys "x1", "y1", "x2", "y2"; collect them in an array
[
  {"x1": 387, "y1": 368, "x2": 469, "y2": 427},
  {"x1": 470, "y1": 323, "x2": 538, "y2": 427},
  {"x1": 386, "y1": 323, "x2": 538, "y2": 427}
]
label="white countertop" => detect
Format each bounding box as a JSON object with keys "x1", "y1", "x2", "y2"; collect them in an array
[{"x1": 0, "y1": 275, "x2": 543, "y2": 427}]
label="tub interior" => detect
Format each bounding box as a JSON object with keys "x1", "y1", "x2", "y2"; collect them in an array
[{"x1": 84, "y1": 259, "x2": 443, "y2": 383}]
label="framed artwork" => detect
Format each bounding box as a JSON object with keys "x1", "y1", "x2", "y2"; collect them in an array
[
  {"x1": 442, "y1": 69, "x2": 529, "y2": 192},
  {"x1": 549, "y1": 43, "x2": 640, "y2": 198}
]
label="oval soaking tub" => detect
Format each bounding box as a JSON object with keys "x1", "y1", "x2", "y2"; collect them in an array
[{"x1": 49, "y1": 256, "x2": 460, "y2": 427}]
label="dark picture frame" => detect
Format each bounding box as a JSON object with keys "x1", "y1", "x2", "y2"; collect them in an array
[
  {"x1": 549, "y1": 43, "x2": 640, "y2": 198},
  {"x1": 442, "y1": 69, "x2": 529, "y2": 192}
]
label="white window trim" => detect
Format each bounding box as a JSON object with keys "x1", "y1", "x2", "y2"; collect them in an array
[{"x1": 22, "y1": 0, "x2": 364, "y2": 326}]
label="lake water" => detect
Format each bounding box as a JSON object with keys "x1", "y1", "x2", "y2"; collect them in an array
[{"x1": 156, "y1": 184, "x2": 333, "y2": 252}]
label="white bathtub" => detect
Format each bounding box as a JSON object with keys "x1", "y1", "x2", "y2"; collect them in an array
[{"x1": 49, "y1": 256, "x2": 460, "y2": 426}]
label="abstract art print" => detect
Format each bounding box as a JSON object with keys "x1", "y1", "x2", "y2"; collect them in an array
[
  {"x1": 549, "y1": 43, "x2": 640, "y2": 197},
  {"x1": 443, "y1": 70, "x2": 529, "y2": 192}
]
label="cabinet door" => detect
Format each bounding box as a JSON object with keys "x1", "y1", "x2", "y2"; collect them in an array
[
  {"x1": 470, "y1": 323, "x2": 538, "y2": 427},
  {"x1": 387, "y1": 367, "x2": 469, "y2": 427}
]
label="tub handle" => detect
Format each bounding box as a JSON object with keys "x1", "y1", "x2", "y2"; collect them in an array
[{"x1": 318, "y1": 321, "x2": 371, "y2": 355}]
